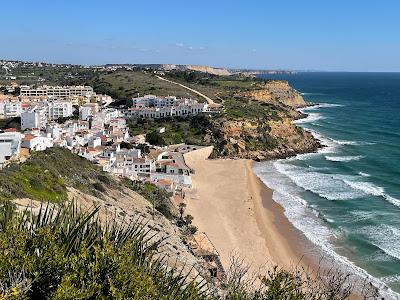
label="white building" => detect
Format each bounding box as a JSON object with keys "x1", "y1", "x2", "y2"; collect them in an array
[
  {"x1": 123, "y1": 95, "x2": 207, "y2": 119},
  {"x1": 113, "y1": 157, "x2": 154, "y2": 175},
  {"x1": 21, "y1": 134, "x2": 53, "y2": 151},
  {"x1": 88, "y1": 137, "x2": 102, "y2": 148},
  {"x1": 20, "y1": 85, "x2": 94, "y2": 98},
  {"x1": 132, "y1": 95, "x2": 177, "y2": 108},
  {"x1": 46, "y1": 124, "x2": 62, "y2": 139},
  {"x1": 0, "y1": 131, "x2": 22, "y2": 166},
  {"x1": 3, "y1": 102, "x2": 22, "y2": 118},
  {"x1": 88, "y1": 108, "x2": 119, "y2": 130},
  {"x1": 48, "y1": 101, "x2": 73, "y2": 120},
  {"x1": 21, "y1": 107, "x2": 48, "y2": 130},
  {"x1": 79, "y1": 103, "x2": 99, "y2": 121},
  {"x1": 109, "y1": 118, "x2": 126, "y2": 130}
]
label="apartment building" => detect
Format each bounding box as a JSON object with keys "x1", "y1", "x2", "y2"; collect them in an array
[
  {"x1": 48, "y1": 101, "x2": 73, "y2": 120},
  {"x1": 2, "y1": 102, "x2": 22, "y2": 118},
  {"x1": 20, "y1": 85, "x2": 94, "y2": 98},
  {"x1": 79, "y1": 103, "x2": 99, "y2": 120},
  {"x1": 132, "y1": 95, "x2": 177, "y2": 108},
  {"x1": 125, "y1": 95, "x2": 207, "y2": 119},
  {"x1": 21, "y1": 107, "x2": 48, "y2": 130}
]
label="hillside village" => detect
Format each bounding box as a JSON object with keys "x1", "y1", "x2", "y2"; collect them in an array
[{"x1": 0, "y1": 83, "x2": 219, "y2": 196}]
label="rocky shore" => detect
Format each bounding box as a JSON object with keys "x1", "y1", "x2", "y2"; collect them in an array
[{"x1": 211, "y1": 81, "x2": 322, "y2": 161}]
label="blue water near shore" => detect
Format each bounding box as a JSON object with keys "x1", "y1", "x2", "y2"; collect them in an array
[{"x1": 254, "y1": 72, "x2": 400, "y2": 298}]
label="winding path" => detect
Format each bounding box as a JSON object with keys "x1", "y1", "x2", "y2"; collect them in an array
[{"x1": 155, "y1": 75, "x2": 220, "y2": 106}]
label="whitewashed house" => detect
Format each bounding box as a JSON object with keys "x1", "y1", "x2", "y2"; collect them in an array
[
  {"x1": 0, "y1": 131, "x2": 22, "y2": 166},
  {"x1": 21, "y1": 134, "x2": 53, "y2": 151}
]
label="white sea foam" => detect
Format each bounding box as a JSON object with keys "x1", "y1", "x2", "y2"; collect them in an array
[
  {"x1": 358, "y1": 172, "x2": 371, "y2": 177},
  {"x1": 253, "y1": 162, "x2": 400, "y2": 299},
  {"x1": 332, "y1": 139, "x2": 376, "y2": 146},
  {"x1": 307, "y1": 130, "x2": 338, "y2": 154},
  {"x1": 380, "y1": 274, "x2": 400, "y2": 285},
  {"x1": 342, "y1": 179, "x2": 400, "y2": 209},
  {"x1": 294, "y1": 112, "x2": 324, "y2": 124},
  {"x1": 302, "y1": 103, "x2": 344, "y2": 110},
  {"x1": 325, "y1": 155, "x2": 365, "y2": 162},
  {"x1": 274, "y1": 162, "x2": 365, "y2": 200},
  {"x1": 357, "y1": 225, "x2": 400, "y2": 261}
]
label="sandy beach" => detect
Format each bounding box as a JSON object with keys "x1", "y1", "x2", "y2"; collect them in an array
[{"x1": 184, "y1": 147, "x2": 318, "y2": 275}]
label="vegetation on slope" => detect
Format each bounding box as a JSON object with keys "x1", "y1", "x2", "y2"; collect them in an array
[
  {"x1": 1, "y1": 63, "x2": 319, "y2": 159},
  {"x1": 0, "y1": 148, "x2": 174, "y2": 218},
  {"x1": 128, "y1": 115, "x2": 216, "y2": 146},
  {"x1": 0, "y1": 202, "x2": 378, "y2": 299},
  {"x1": 121, "y1": 179, "x2": 173, "y2": 220},
  {"x1": 0, "y1": 202, "x2": 210, "y2": 300},
  {"x1": 0, "y1": 148, "x2": 111, "y2": 202}
]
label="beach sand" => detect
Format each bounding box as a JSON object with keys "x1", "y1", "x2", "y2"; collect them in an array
[{"x1": 184, "y1": 148, "x2": 318, "y2": 275}]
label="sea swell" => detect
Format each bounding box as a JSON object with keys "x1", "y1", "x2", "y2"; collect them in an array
[
  {"x1": 253, "y1": 161, "x2": 399, "y2": 299},
  {"x1": 252, "y1": 101, "x2": 400, "y2": 298}
]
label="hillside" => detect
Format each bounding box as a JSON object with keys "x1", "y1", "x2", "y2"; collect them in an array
[
  {"x1": 0, "y1": 63, "x2": 321, "y2": 160},
  {"x1": 0, "y1": 148, "x2": 205, "y2": 287},
  {"x1": 0, "y1": 149, "x2": 376, "y2": 299},
  {"x1": 159, "y1": 71, "x2": 321, "y2": 160}
]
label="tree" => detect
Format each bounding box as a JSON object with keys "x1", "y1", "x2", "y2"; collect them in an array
[
  {"x1": 146, "y1": 131, "x2": 165, "y2": 146},
  {"x1": 120, "y1": 141, "x2": 134, "y2": 149},
  {"x1": 184, "y1": 214, "x2": 193, "y2": 226}
]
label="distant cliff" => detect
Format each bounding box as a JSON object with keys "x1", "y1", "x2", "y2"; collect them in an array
[
  {"x1": 185, "y1": 65, "x2": 231, "y2": 76},
  {"x1": 245, "y1": 80, "x2": 307, "y2": 108},
  {"x1": 161, "y1": 64, "x2": 232, "y2": 76}
]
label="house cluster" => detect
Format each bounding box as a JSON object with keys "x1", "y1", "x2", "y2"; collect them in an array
[
  {"x1": 0, "y1": 85, "x2": 113, "y2": 120},
  {"x1": 0, "y1": 86, "x2": 200, "y2": 194},
  {"x1": 121, "y1": 95, "x2": 210, "y2": 119}
]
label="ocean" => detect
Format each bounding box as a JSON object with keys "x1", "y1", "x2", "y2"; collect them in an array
[{"x1": 254, "y1": 72, "x2": 400, "y2": 299}]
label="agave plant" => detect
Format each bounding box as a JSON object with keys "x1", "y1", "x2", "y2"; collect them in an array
[{"x1": 0, "y1": 201, "x2": 213, "y2": 299}]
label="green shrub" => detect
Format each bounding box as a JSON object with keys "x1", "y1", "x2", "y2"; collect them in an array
[
  {"x1": 122, "y1": 180, "x2": 173, "y2": 219},
  {"x1": 0, "y1": 202, "x2": 211, "y2": 300},
  {"x1": 0, "y1": 148, "x2": 116, "y2": 202}
]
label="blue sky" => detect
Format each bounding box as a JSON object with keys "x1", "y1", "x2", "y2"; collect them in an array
[{"x1": 1, "y1": 0, "x2": 400, "y2": 71}]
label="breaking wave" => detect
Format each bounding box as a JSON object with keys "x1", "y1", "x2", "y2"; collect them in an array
[
  {"x1": 325, "y1": 155, "x2": 365, "y2": 162},
  {"x1": 253, "y1": 162, "x2": 399, "y2": 299}
]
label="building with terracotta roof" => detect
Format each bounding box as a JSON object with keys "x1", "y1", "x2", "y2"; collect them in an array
[{"x1": 21, "y1": 134, "x2": 53, "y2": 151}]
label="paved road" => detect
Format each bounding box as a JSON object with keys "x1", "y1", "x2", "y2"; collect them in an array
[{"x1": 156, "y1": 75, "x2": 220, "y2": 106}]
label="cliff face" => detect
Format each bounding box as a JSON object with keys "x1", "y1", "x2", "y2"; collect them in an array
[
  {"x1": 161, "y1": 64, "x2": 232, "y2": 76},
  {"x1": 209, "y1": 80, "x2": 320, "y2": 160},
  {"x1": 214, "y1": 117, "x2": 320, "y2": 161},
  {"x1": 245, "y1": 80, "x2": 306, "y2": 108},
  {"x1": 185, "y1": 65, "x2": 232, "y2": 76}
]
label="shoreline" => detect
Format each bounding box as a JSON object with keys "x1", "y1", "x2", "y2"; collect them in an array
[
  {"x1": 250, "y1": 161, "x2": 322, "y2": 271},
  {"x1": 184, "y1": 148, "x2": 321, "y2": 277}
]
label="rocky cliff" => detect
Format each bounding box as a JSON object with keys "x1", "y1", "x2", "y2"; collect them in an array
[
  {"x1": 245, "y1": 80, "x2": 307, "y2": 108},
  {"x1": 208, "y1": 80, "x2": 321, "y2": 160},
  {"x1": 185, "y1": 65, "x2": 232, "y2": 76},
  {"x1": 214, "y1": 117, "x2": 320, "y2": 161},
  {"x1": 161, "y1": 64, "x2": 232, "y2": 76}
]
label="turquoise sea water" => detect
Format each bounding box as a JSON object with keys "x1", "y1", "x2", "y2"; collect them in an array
[{"x1": 254, "y1": 73, "x2": 400, "y2": 299}]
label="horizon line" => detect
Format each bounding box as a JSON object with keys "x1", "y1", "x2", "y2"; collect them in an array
[{"x1": 1, "y1": 57, "x2": 400, "y2": 73}]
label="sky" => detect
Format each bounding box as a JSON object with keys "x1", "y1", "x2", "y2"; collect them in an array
[{"x1": 1, "y1": 0, "x2": 400, "y2": 71}]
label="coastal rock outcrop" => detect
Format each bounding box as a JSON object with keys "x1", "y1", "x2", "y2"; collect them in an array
[
  {"x1": 209, "y1": 80, "x2": 321, "y2": 160},
  {"x1": 245, "y1": 80, "x2": 307, "y2": 108}
]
